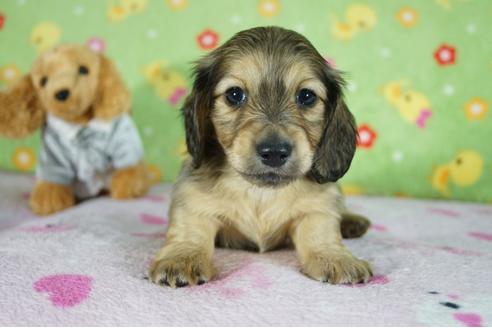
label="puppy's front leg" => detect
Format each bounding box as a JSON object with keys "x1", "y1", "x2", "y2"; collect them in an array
[
  {"x1": 290, "y1": 214, "x2": 372, "y2": 284},
  {"x1": 149, "y1": 206, "x2": 220, "y2": 288}
]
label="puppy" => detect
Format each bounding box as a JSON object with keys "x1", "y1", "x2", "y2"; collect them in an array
[{"x1": 150, "y1": 26, "x2": 372, "y2": 287}]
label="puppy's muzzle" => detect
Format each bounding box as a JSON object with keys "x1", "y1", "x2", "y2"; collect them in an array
[{"x1": 256, "y1": 138, "x2": 292, "y2": 168}]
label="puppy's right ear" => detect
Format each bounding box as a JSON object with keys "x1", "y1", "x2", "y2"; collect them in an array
[
  {"x1": 182, "y1": 56, "x2": 219, "y2": 168},
  {"x1": 0, "y1": 75, "x2": 45, "y2": 138}
]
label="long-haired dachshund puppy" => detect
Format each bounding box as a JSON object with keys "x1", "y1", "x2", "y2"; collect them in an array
[{"x1": 150, "y1": 26, "x2": 372, "y2": 287}]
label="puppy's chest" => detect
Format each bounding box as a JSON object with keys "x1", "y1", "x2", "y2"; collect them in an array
[{"x1": 219, "y1": 189, "x2": 298, "y2": 252}]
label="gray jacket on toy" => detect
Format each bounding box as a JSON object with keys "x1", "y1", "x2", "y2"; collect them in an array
[{"x1": 37, "y1": 113, "x2": 144, "y2": 198}]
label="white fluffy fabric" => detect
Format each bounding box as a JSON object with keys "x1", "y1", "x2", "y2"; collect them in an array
[{"x1": 0, "y1": 171, "x2": 491, "y2": 326}]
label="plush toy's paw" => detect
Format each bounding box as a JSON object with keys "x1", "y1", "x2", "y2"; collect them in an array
[
  {"x1": 29, "y1": 181, "x2": 75, "y2": 216},
  {"x1": 340, "y1": 212, "x2": 371, "y2": 239},
  {"x1": 149, "y1": 249, "x2": 215, "y2": 288},
  {"x1": 301, "y1": 250, "x2": 372, "y2": 284},
  {"x1": 110, "y1": 163, "x2": 150, "y2": 199}
]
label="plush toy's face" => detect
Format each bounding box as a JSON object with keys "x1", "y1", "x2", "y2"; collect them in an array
[{"x1": 30, "y1": 45, "x2": 101, "y2": 122}]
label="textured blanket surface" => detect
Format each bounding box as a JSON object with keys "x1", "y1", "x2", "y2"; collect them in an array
[{"x1": 0, "y1": 171, "x2": 491, "y2": 326}]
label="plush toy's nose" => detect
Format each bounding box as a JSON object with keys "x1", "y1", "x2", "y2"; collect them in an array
[{"x1": 54, "y1": 89, "x2": 70, "y2": 102}]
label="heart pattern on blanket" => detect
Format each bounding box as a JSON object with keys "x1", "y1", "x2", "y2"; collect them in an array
[
  {"x1": 468, "y1": 232, "x2": 492, "y2": 242},
  {"x1": 34, "y1": 274, "x2": 93, "y2": 308},
  {"x1": 191, "y1": 258, "x2": 272, "y2": 299},
  {"x1": 140, "y1": 213, "x2": 167, "y2": 225},
  {"x1": 454, "y1": 313, "x2": 483, "y2": 327},
  {"x1": 20, "y1": 223, "x2": 75, "y2": 232},
  {"x1": 348, "y1": 274, "x2": 389, "y2": 287}
]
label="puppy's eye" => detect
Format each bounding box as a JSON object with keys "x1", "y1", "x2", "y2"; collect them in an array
[
  {"x1": 78, "y1": 65, "x2": 89, "y2": 75},
  {"x1": 40, "y1": 76, "x2": 48, "y2": 87},
  {"x1": 296, "y1": 88, "x2": 317, "y2": 108},
  {"x1": 225, "y1": 87, "x2": 246, "y2": 107}
]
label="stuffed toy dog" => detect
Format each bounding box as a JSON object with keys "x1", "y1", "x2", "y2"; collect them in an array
[{"x1": 0, "y1": 44, "x2": 151, "y2": 215}]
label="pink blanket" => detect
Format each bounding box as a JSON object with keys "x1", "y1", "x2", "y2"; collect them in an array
[{"x1": 0, "y1": 171, "x2": 491, "y2": 326}]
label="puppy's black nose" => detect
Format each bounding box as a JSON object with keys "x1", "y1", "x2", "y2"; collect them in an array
[
  {"x1": 55, "y1": 89, "x2": 70, "y2": 101},
  {"x1": 256, "y1": 141, "x2": 292, "y2": 168}
]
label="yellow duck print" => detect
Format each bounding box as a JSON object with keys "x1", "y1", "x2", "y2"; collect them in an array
[
  {"x1": 107, "y1": 0, "x2": 147, "y2": 22},
  {"x1": 381, "y1": 80, "x2": 432, "y2": 128},
  {"x1": 431, "y1": 150, "x2": 484, "y2": 196},
  {"x1": 143, "y1": 61, "x2": 187, "y2": 105},
  {"x1": 331, "y1": 3, "x2": 377, "y2": 41},
  {"x1": 30, "y1": 22, "x2": 61, "y2": 54},
  {"x1": 166, "y1": 0, "x2": 188, "y2": 11}
]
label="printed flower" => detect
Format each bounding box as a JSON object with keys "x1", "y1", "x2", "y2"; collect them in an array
[
  {"x1": 434, "y1": 44, "x2": 456, "y2": 66},
  {"x1": 464, "y1": 98, "x2": 488, "y2": 120},
  {"x1": 86, "y1": 37, "x2": 106, "y2": 53},
  {"x1": 0, "y1": 64, "x2": 21, "y2": 85},
  {"x1": 166, "y1": 0, "x2": 187, "y2": 11},
  {"x1": 197, "y1": 29, "x2": 219, "y2": 50},
  {"x1": 396, "y1": 7, "x2": 418, "y2": 28},
  {"x1": 258, "y1": 0, "x2": 280, "y2": 18},
  {"x1": 356, "y1": 124, "x2": 377, "y2": 149},
  {"x1": 0, "y1": 13, "x2": 5, "y2": 30},
  {"x1": 12, "y1": 147, "x2": 36, "y2": 171}
]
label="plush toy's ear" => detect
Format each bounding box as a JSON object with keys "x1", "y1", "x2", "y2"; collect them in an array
[
  {"x1": 182, "y1": 56, "x2": 220, "y2": 168},
  {"x1": 93, "y1": 55, "x2": 131, "y2": 120},
  {"x1": 0, "y1": 75, "x2": 45, "y2": 138},
  {"x1": 309, "y1": 67, "x2": 357, "y2": 183}
]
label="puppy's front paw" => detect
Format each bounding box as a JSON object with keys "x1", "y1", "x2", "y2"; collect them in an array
[
  {"x1": 301, "y1": 251, "x2": 372, "y2": 284},
  {"x1": 29, "y1": 181, "x2": 75, "y2": 216},
  {"x1": 149, "y1": 251, "x2": 215, "y2": 288}
]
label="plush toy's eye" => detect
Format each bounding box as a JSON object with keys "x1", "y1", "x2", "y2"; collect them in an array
[
  {"x1": 296, "y1": 88, "x2": 317, "y2": 108},
  {"x1": 40, "y1": 76, "x2": 48, "y2": 87},
  {"x1": 225, "y1": 87, "x2": 247, "y2": 107},
  {"x1": 78, "y1": 65, "x2": 89, "y2": 75}
]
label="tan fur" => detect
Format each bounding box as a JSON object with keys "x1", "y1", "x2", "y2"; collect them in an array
[
  {"x1": 0, "y1": 75, "x2": 45, "y2": 138},
  {"x1": 211, "y1": 56, "x2": 326, "y2": 181},
  {"x1": 29, "y1": 181, "x2": 75, "y2": 215},
  {"x1": 150, "y1": 163, "x2": 372, "y2": 286},
  {"x1": 110, "y1": 162, "x2": 151, "y2": 199},
  {"x1": 92, "y1": 56, "x2": 131, "y2": 121},
  {"x1": 0, "y1": 44, "x2": 150, "y2": 215},
  {"x1": 150, "y1": 27, "x2": 371, "y2": 287}
]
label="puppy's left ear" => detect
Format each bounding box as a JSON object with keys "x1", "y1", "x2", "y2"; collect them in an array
[
  {"x1": 309, "y1": 68, "x2": 357, "y2": 183},
  {"x1": 93, "y1": 55, "x2": 131, "y2": 120}
]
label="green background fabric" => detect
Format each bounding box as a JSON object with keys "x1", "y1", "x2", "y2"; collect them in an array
[{"x1": 0, "y1": 0, "x2": 490, "y2": 202}]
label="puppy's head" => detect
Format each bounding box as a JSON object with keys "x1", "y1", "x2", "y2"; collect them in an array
[{"x1": 183, "y1": 26, "x2": 357, "y2": 187}]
